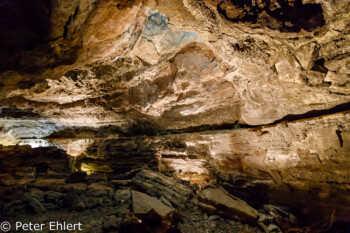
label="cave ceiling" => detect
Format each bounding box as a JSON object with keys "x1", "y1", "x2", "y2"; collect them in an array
[{"x1": 0, "y1": 0, "x2": 349, "y2": 137}]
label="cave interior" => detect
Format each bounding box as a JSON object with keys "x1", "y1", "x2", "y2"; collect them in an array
[{"x1": 0, "y1": 0, "x2": 350, "y2": 232}]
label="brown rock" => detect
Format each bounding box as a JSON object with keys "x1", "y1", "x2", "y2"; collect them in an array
[
  {"x1": 275, "y1": 56, "x2": 302, "y2": 84},
  {"x1": 198, "y1": 187, "x2": 258, "y2": 224},
  {"x1": 131, "y1": 190, "x2": 174, "y2": 220},
  {"x1": 132, "y1": 170, "x2": 192, "y2": 207}
]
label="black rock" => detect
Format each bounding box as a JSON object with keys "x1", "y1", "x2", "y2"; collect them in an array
[{"x1": 66, "y1": 171, "x2": 87, "y2": 183}]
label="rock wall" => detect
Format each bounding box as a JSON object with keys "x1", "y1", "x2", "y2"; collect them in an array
[{"x1": 0, "y1": 0, "x2": 350, "y2": 231}]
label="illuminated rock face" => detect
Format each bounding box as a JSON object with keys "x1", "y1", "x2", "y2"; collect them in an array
[
  {"x1": 0, "y1": 0, "x2": 350, "y2": 231},
  {"x1": 1, "y1": 0, "x2": 349, "y2": 132}
]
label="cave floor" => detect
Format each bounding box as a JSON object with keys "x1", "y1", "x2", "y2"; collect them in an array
[{"x1": 1, "y1": 132, "x2": 350, "y2": 233}]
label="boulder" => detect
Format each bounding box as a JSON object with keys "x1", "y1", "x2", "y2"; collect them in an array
[
  {"x1": 132, "y1": 170, "x2": 192, "y2": 207},
  {"x1": 131, "y1": 190, "x2": 174, "y2": 220},
  {"x1": 198, "y1": 187, "x2": 258, "y2": 225},
  {"x1": 197, "y1": 202, "x2": 217, "y2": 215}
]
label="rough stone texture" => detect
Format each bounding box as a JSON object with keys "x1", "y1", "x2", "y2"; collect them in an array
[
  {"x1": 43, "y1": 110, "x2": 349, "y2": 229},
  {"x1": 198, "y1": 187, "x2": 259, "y2": 224},
  {"x1": 131, "y1": 190, "x2": 174, "y2": 219},
  {"x1": 1, "y1": 0, "x2": 349, "y2": 134},
  {"x1": 132, "y1": 169, "x2": 192, "y2": 207},
  {"x1": 0, "y1": 146, "x2": 71, "y2": 179},
  {"x1": 0, "y1": 145, "x2": 266, "y2": 233},
  {"x1": 1, "y1": 0, "x2": 350, "y2": 232}
]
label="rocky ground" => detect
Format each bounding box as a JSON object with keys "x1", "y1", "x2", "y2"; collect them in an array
[
  {"x1": 0, "y1": 140, "x2": 348, "y2": 233},
  {"x1": 0, "y1": 146, "x2": 268, "y2": 233}
]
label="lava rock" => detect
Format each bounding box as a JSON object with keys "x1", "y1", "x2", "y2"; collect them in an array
[
  {"x1": 131, "y1": 190, "x2": 174, "y2": 220},
  {"x1": 132, "y1": 169, "x2": 192, "y2": 207},
  {"x1": 198, "y1": 187, "x2": 259, "y2": 225}
]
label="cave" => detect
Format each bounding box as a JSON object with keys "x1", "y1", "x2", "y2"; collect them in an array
[{"x1": 0, "y1": 0, "x2": 350, "y2": 233}]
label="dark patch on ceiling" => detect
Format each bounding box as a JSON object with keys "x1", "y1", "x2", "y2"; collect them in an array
[
  {"x1": 217, "y1": 0, "x2": 325, "y2": 32},
  {"x1": 0, "y1": 0, "x2": 50, "y2": 71}
]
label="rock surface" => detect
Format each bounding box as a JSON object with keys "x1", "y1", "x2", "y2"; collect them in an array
[
  {"x1": 1, "y1": 0, "x2": 350, "y2": 232},
  {"x1": 0, "y1": 147, "x2": 264, "y2": 233},
  {"x1": 198, "y1": 187, "x2": 259, "y2": 224},
  {"x1": 0, "y1": 0, "x2": 349, "y2": 133},
  {"x1": 131, "y1": 190, "x2": 174, "y2": 219},
  {"x1": 132, "y1": 169, "x2": 192, "y2": 207}
]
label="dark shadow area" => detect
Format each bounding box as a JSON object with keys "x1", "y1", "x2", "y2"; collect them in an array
[
  {"x1": 218, "y1": 171, "x2": 350, "y2": 232},
  {"x1": 0, "y1": 0, "x2": 80, "y2": 74},
  {"x1": 0, "y1": 107, "x2": 40, "y2": 118},
  {"x1": 217, "y1": 0, "x2": 325, "y2": 32},
  {"x1": 46, "y1": 121, "x2": 245, "y2": 139},
  {"x1": 271, "y1": 102, "x2": 350, "y2": 125},
  {"x1": 0, "y1": 145, "x2": 70, "y2": 177},
  {"x1": 324, "y1": 221, "x2": 350, "y2": 233},
  {"x1": 0, "y1": 0, "x2": 50, "y2": 71},
  {"x1": 45, "y1": 102, "x2": 350, "y2": 138}
]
